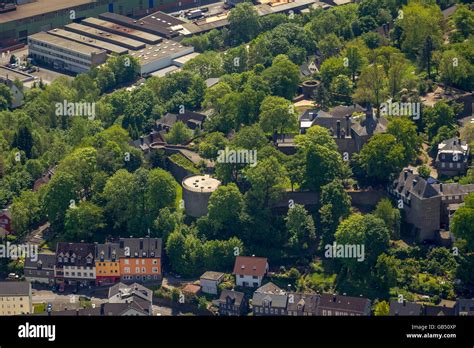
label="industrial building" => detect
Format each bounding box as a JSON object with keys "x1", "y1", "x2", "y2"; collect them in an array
[
  {"x1": 27, "y1": 11, "x2": 196, "y2": 75},
  {"x1": 28, "y1": 32, "x2": 107, "y2": 73},
  {"x1": 0, "y1": 0, "x2": 200, "y2": 50},
  {"x1": 182, "y1": 174, "x2": 221, "y2": 217},
  {"x1": 48, "y1": 28, "x2": 129, "y2": 55}
]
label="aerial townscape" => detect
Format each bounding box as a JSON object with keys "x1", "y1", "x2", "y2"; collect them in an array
[{"x1": 0, "y1": 0, "x2": 474, "y2": 322}]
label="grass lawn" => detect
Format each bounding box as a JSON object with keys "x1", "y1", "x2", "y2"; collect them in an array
[{"x1": 33, "y1": 303, "x2": 46, "y2": 314}]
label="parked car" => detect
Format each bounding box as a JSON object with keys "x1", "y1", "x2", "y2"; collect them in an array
[{"x1": 58, "y1": 284, "x2": 65, "y2": 293}]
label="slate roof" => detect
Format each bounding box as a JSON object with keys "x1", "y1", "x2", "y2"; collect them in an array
[
  {"x1": 217, "y1": 289, "x2": 245, "y2": 307},
  {"x1": 130, "y1": 131, "x2": 165, "y2": 151},
  {"x1": 95, "y1": 242, "x2": 120, "y2": 261},
  {"x1": 24, "y1": 253, "x2": 56, "y2": 270},
  {"x1": 108, "y1": 282, "x2": 153, "y2": 302},
  {"x1": 318, "y1": 294, "x2": 371, "y2": 315},
  {"x1": 389, "y1": 300, "x2": 422, "y2": 316},
  {"x1": 393, "y1": 170, "x2": 440, "y2": 199},
  {"x1": 56, "y1": 243, "x2": 95, "y2": 267},
  {"x1": 286, "y1": 293, "x2": 319, "y2": 314},
  {"x1": 252, "y1": 282, "x2": 288, "y2": 309},
  {"x1": 233, "y1": 256, "x2": 268, "y2": 277},
  {"x1": 118, "y1": 238, "x2": 162, "y2": 258},
  {"x1": 424, "y1": 305, "x2": 455, "y2": 316},
  {"x1": 0, "y1": 281, "x2": 30, "y2": 296}
]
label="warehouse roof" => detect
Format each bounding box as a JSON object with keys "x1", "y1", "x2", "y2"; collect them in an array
[
  {"x1": 48, "y1": 28, "x2": 128, "y2": 55},
  {"x1": 29, "y1": 32, "x2": 106, "y2": 56}
]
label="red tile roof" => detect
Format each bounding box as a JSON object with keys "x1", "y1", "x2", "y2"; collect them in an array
[{"x1": 233, "y1": 256, "x2": 268, "y2": 277}]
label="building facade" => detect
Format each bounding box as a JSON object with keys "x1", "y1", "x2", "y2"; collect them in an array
[
  {"x1": 28, "y1": 32, "x2": 107, "y2": 73},
  {"x1": 55, "y1": 242, "x2": 96, "y2": 286},
  {"x1": 24, "y1": 253, "x2": 56, "y2": 285},
  {"x1": 118, "y1": 238, "x2": 162, "y2": 283},
  {"x1": 200, "y1": 271, "x2": 224, "y2": 295},
  {"x1": 95, "y1": 242, "x2": 121, "y2": 286},
  {"x1": 233, "y1": 256, "x2": 269, "y2": 288},
  {"x1": 0, "y1": 281, "x2": 32, "y2": 315}
]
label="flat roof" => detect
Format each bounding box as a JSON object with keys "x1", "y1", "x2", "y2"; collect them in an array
[
  {"x1": 129, "y1": 40, "x2": 191, "y2": 66},
  {"x1": 140, "y1": 11, "x2": 186, "y2": 27},
  {"x1": 81, "y1": 17, "x2": 163, "y2": 44},
  {"x1": 48, "y1": 28, "x2": 128, "y2": 55},
  {"x1": 0, "y1": 66, "x2": 34, "y2": 82},
  {"x1": 150, "y1": 65, "x2": 181, "y2": 77},
  {"x1": 0, "y1": 0, "x2": 96, "y2": 24},
  {"x1": 172, "y1": 52, "x2": 200, "y2": 66},
  {"x1": 29, "y1": 32, "x2": 106, "y2": 56},
  {"x1": 182, "y1": 175, "x2": 220, "y2": 193},
  {"x1": 65, "y1": 22, "x2": 146, "y2": 50},
  {"x1": 100, "y1": 12, "x2": 179, "y2": 38}
]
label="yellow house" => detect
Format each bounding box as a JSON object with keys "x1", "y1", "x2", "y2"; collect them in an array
[
  {"x1": 0, "y1": 281, "x2": 32, "y2": 315},
  {"x1": 95, "y1": 243, "x2": 121, "y2": 286}
]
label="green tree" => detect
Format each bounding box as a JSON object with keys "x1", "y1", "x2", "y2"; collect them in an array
[
  {"x1": 334, "y1": 214, "x2": 391, "y2": 274},
  {"x1": 353, "y1": 64, "x2": 388, "y2": 115},
  {"x1": 387, "y1": 117, "x2": 422, "y2": 164},
  {"x1": 451, "y1": 193, "x2": 474, "y2": 251},
  {"x1": 199, "y1": 132, "x2": 228, "y2": 160},
  {"x1": 228, "y1": 2, "x2": 260, "y2": 44},
  {"x1": 354, "y1": 134, "x2": 405, "y2": 184},
  {"x1": 373, "y1": 198, "x2": 401, "y2": 240},
  {"x1": 453, "y1": 5, "x2": 474, "y2": 39},
  {"x1": 304, "y1": 144, "x2": 347, "y2": 192},
  {"x1": 207, "y1": 183, "x2": 244, "y2": 236},
  {"x1": 262, "y1": 55, "x2": 300, "y2": 100},
  {"x1": 165, "y1": 121, "x2": 192, "y2": 145},
  {"x1": 259, "y1": 96, "x2": 296, "y2": 135},
  {"x1": 42, "y1": 172, "x2": 77, "y2": 230},
  {"x1": 285, "y1": 204, "x2": 316, "y2": 250},
  {"x1": 373, "y1": 300, "x2": 390, "y2": 316},
  {"x1": 10, "y1": 190, "x2": 41, "y2": 237},
  {"x1": 64, "y1": 201, "x2": 105, "y2": 242}
]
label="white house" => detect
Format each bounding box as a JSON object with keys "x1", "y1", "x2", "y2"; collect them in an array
[
  {"x1": 233, "y1": 256, "x2": 269, "y2": 288},
  {"x1": 200, "y1": 271, "x2": 224, "y2": 295}
]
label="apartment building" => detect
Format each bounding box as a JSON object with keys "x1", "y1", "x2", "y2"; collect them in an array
[
  {"x1": 118, "y1": 238, "x2": 162, "y2": 283},
  {"x1": 28, "y1": 32, "x2": 107, "y2": 73},
  {"x1": 55, "y1": 242, "x2": 96, "y2": 287},
  {"x1": 0, "y1": 281, "x2": 32, "y2": 316},
  {"x1": 95, "y1": 242, "x2": 121, "y2": 286}
]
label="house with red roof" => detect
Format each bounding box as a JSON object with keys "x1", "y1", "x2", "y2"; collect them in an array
[{"x1": 233, "y1": 255, "x2": 268, "y2": 288}]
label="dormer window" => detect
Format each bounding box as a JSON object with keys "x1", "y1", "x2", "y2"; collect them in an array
[
  {"x1": 70, "y1": 257, "x2": 75, "y2": 263},
  {"x1": 58, "y1": 257, "x2": 63, "y2": 263}
]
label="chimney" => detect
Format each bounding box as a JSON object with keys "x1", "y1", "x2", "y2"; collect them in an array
[
  {"x1": 413, "y1": 179, "x2": 418, "y2": 187},
  {"x1": 140, "y1": 136, "x2": 144, "y2": 145},
  {"x1": 440, "y1": 183, "x2": 443, "y2": 192},
  {"x1": 345, "y1": 115, "x2": 351, "y2": 135},
  {"x1": 336, "y1": 120, "x2": 341, "y2": 138}
]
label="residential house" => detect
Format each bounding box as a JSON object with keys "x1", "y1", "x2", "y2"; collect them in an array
[
  {"x1": 278, "y1": 104, "x2": 388, "y2": 156},
  {"x1": 455, "y1": 299, "x2": 474, "y2": 316},
  {"x1": 389, "y1": 169, "x2": 474, "y2": 242},
  {"x1": 200, "y1": 271, "x2": 224, "y2": 295},
  {"x1": 233, "y1": 255, "x2": 268, "y2": 288},
  {"x1": 0, "y1": 281, "x2": 32, "y2": 315},
  {"x1": 182, "y1": 283, "x2": 201, "y2": 302},
  {"x1": 118, "y1": 237, "x2": 162, "y2": 283},
  {"x1": 286, "y1": 293, "x2": 319, "y2": 316},
  {"x1": 424, "y1": 304, "x2": 455, "y2": 316},
  {"x1": 217, "y1": 289, "x2": 248, "y2": 316},
  {"x1": 389, "y1": 300, "x2": 422, "y2": 316},
  {"x1": 48, "y1": 302, "x2": 150, "y2": 316},
  {"x1": 0, "y1": 209, "x2": 13, "y2": 235},
  {"x1": 156, "y1": 110, "x2": 206, "y2": 132},
  {"x1": 55, "y1": 242, "x2": 96, "y2": 287},
  {"x1": 108, "y1": 282, "x2": 153, "y2": 315},
  {"x1": 33, "y1": 167, "x2": 55, "y2": 192},
  {"x1": 316, "y1": 293, "x2": 371, "y2": 316},
  {"x1": 0, "y1": 77, "x2": 24, "y2": 108},
  {"x1": 95, "y1": 242, "x2": 121, "y2": 286},
  {"x1": 24, "y1": 253, "x2": 56, "y2": 286},
  {"x1": 252, "y1": 282, "x2": 288, "y2": 316},
  {"x1": 435, "y1": 137, "x2": 470, "y2": 177}
]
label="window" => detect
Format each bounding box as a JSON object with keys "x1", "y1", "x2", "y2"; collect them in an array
[
  {"x1": 124, "y1": 259, "x2": 129, "y2": 265},
  {"x1": 239, "y1": 275, "x2": 243, "y2": 278},
  {"x1": 135, "y1": 267, "x2": 140, "y2": 273},
  {"x1": 152, "y1": 260, "x2": 158, "y2": 265}
]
